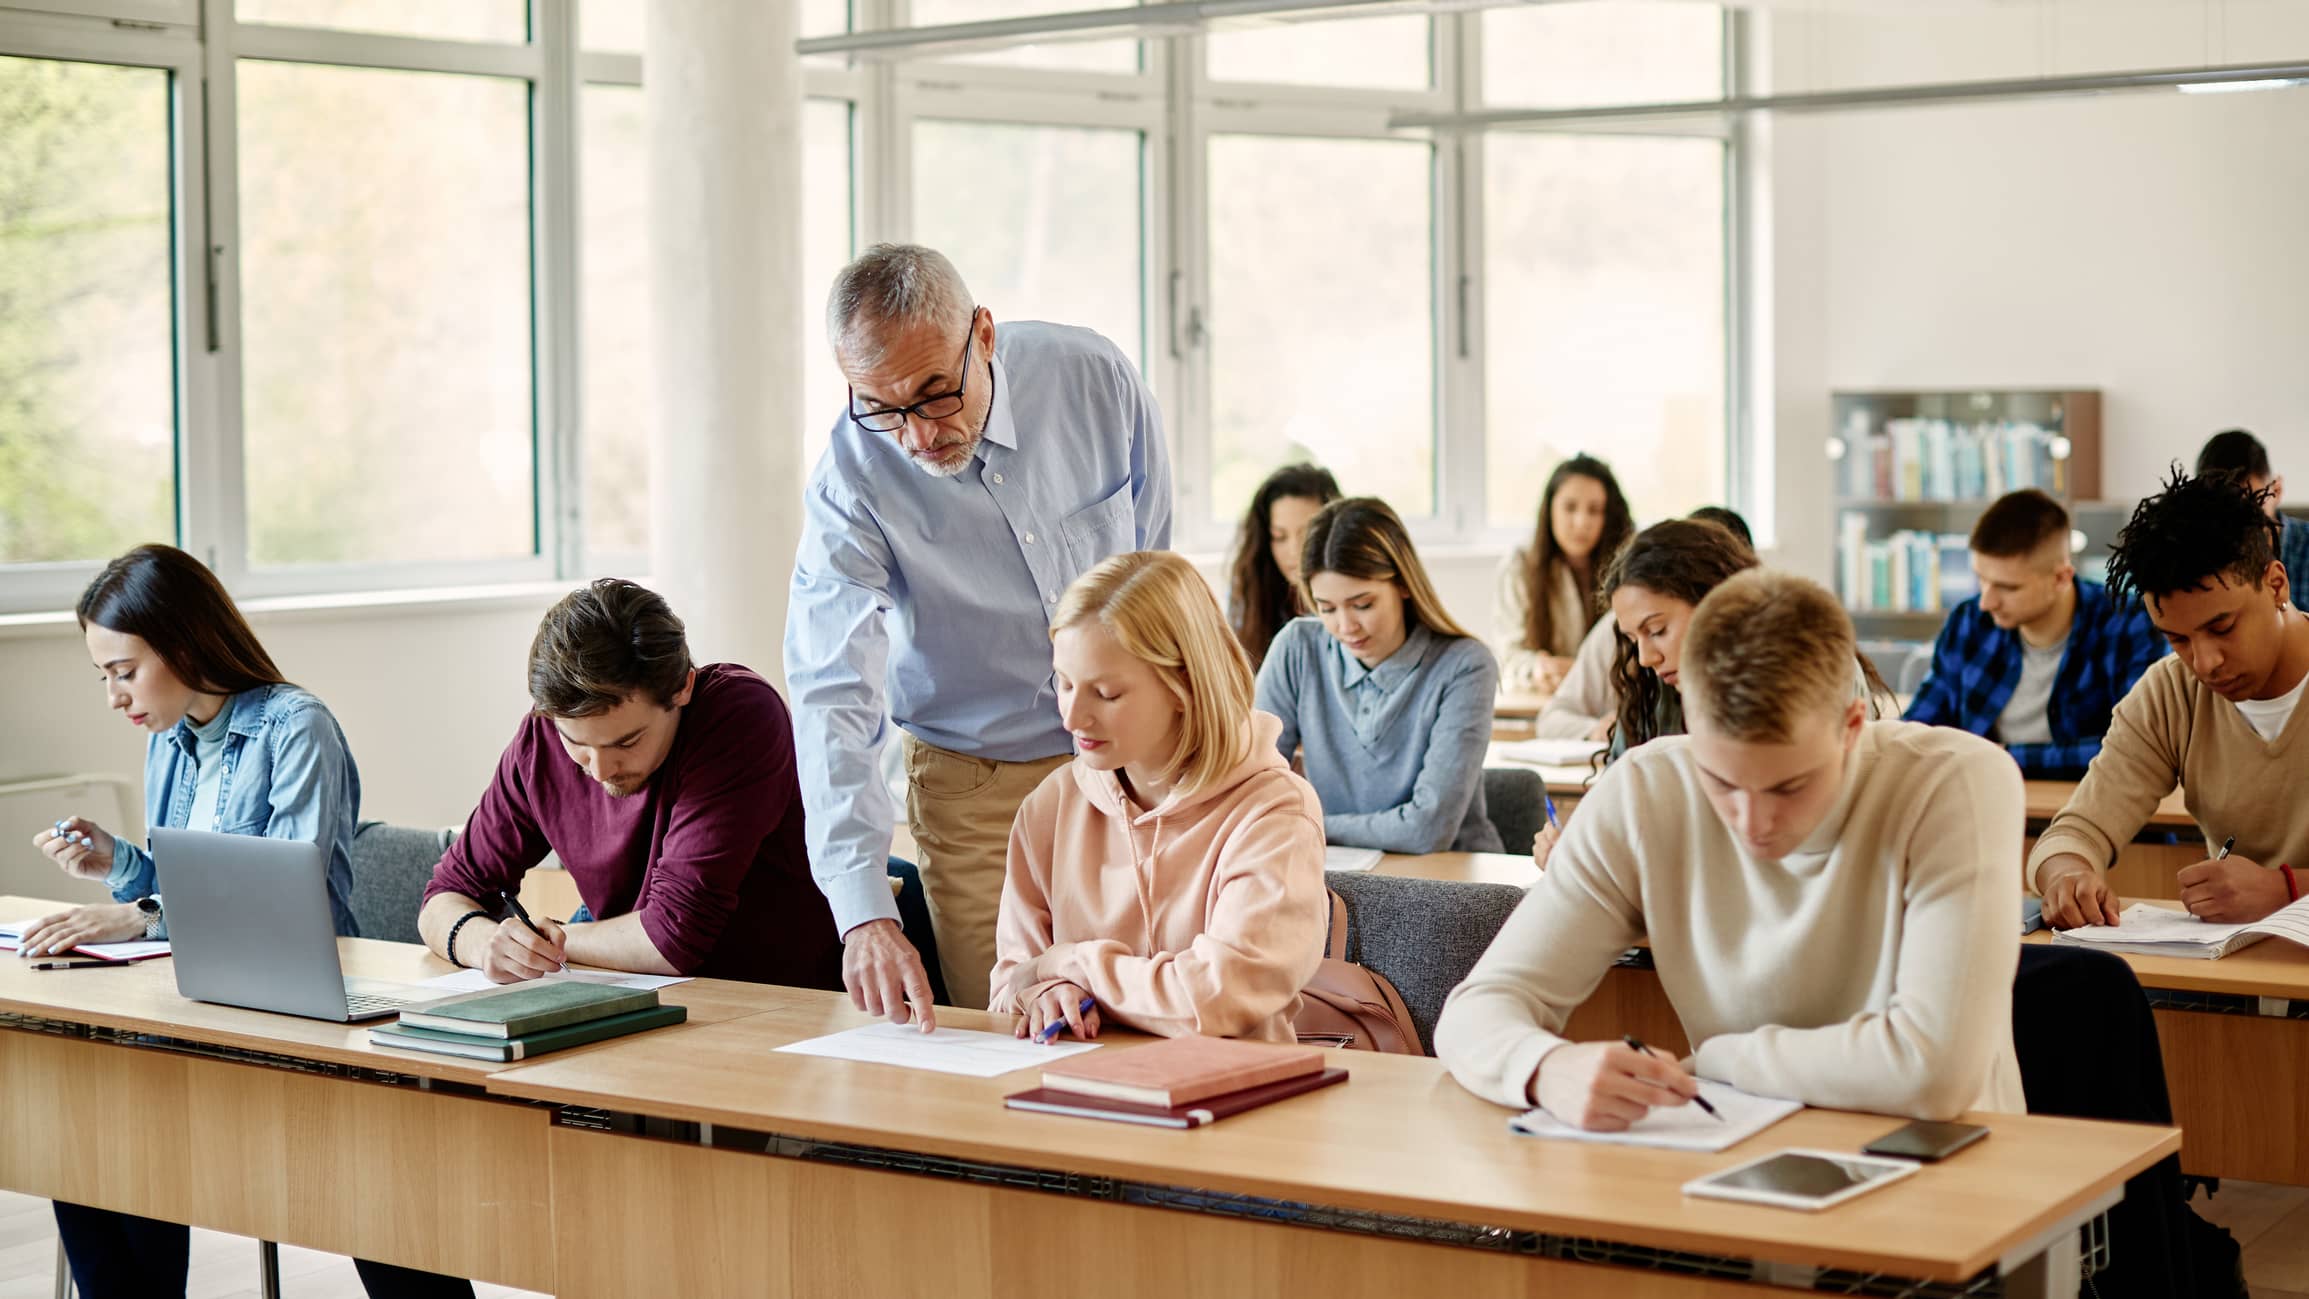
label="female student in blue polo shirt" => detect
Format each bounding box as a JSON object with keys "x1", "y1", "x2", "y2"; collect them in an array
[
  {"x1": 23, "y1": 544, "x2": 464, "y2": 1299},
  {"x1": 1254, "y1": 497, "x2": 1502, "y2": 854}
]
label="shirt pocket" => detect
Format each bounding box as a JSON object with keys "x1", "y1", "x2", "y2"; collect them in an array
[{"x1": 1058, "y1": 482, "x2": 1134, "y2": 583}]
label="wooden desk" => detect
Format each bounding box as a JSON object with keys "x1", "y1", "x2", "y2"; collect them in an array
[
  {"x1": 1373, "y1": 851, "x2": 1539, "y2": 888},
  {"x1": 2021, "y1": 899, "x2": 2309, "y2": 1184},
  {"x1": 0, "y1": 894, "x2": 808, "y2": 1290},
  {"x1": 489, "y1": 990, "x2": 2170, "y2": 1299},
  {"x1": 1494, "y1": 688, "x2": 1552, "y2": 720}
]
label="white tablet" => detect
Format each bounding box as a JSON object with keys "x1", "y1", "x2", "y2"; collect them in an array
[{"x1": 1682, "y1": 1148, "x2": 1920, "y2": 1211}]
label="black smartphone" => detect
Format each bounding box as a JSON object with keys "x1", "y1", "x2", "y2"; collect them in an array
[{"x1": 1861, "y1": 1119, "x2": 1990, "y2": 1163}]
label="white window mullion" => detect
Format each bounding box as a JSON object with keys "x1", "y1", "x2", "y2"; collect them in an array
[
  {"x1": 193, "y1": 0, "x2": 250, "y2": 588},
  {"x1": 533, "y1": 0, "x2": 583, "y2": 578},
  {"x1": 1166, "y1": 31, "x2": 1212, "y2": 550}
]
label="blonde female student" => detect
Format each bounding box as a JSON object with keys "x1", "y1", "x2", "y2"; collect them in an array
[
  {"x1": 1438, "y1": 571, "x2": 2025, "y2": 1127},
  {"x1": 989, "y1": 550, "x2": 1327, "y2": 1044}
]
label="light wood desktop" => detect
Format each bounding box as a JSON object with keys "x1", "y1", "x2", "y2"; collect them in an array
[
  {"x1": 0, "y1": 893, "x2": 802, "y2": 1289},
  {"x1": 489, "y1": 990, "x2": 2169, "y2": 1299},
  {"x1": 0, "y1": 894, "x2": 2191, "y2": 1295}
]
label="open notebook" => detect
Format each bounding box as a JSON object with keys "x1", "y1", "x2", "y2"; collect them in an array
[
  {"x1": 2052, "y1": 898, "x2": 2309, "y2": 960},
  {"x1": 1511, "y1": 1079, "x2": 1802, "y2": 1153}
]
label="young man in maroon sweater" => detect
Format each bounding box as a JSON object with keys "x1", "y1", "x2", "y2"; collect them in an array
[{"x1": 418, "y1": 579, "x2": 842, "y2": 988}]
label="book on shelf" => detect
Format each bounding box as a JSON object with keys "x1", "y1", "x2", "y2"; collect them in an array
[
  {"x1": 1837, "y1": 515, "x2": 1974, "y2": 616},
  {"x1": 1838, "y1": 416, "x2": 2067, "y2": 503}
]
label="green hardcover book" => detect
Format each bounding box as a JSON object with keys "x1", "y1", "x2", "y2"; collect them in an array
[
  {"x1": 370, "y1": 1004, "x2": 688, "y2": 1062},
  {"x1": 395, "y1": 981, "x2": 661, "y2": 1039}
]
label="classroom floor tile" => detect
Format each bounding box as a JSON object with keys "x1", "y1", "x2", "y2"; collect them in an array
[
  {"x1": 2203, "y1": 1179, "x2": 2309, "y2": 1251},
  {"x1": 2246, "y1": 1195, "x2": 2309, "y2": 1294}
]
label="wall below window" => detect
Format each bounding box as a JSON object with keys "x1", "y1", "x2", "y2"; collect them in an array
[{"x1": 1764, "y1": 3, "x2": 2309, "y2": 584}]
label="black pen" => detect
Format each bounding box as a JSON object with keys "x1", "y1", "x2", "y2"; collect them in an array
[
  {"x1": 31, "y1": 959, "x2": 130, "y2": 971},
  {"x1": 2216, "y1": 835, "x2": 2236, "y2": 861},
  {"x1": 1623, "y1": 1034, "x2": 1722, "y2": 1121},
  {"x1": 498, "y1": 889, "x2": 554, "y2": 940}
]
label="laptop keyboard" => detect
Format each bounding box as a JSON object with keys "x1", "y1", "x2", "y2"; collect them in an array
[{"x1": 344, "y1": 993, "x2": 415, "y2": 1017}]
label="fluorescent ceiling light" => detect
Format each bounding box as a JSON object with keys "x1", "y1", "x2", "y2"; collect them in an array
[{"x1": 2176, "y1": 78, "x2": 2306, "y2": 95}]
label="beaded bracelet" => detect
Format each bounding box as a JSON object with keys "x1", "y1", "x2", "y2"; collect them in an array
[{"x1": 444, "y1": 909, "x2": 492, "y2": 969}]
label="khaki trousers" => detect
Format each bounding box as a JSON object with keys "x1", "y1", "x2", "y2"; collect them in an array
[{"x1": 901, "y1": 734, "x2": 1071, "y2": 1010}]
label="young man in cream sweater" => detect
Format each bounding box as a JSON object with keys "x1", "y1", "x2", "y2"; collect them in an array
[
  {"x1": 2033, "y1": 468, "x2": 2309, "y2": 929},
  {"x1": 1437, "y1": 570, "x2": 2026, "y2": 1129}
]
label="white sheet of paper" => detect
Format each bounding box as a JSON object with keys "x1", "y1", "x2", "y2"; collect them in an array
[
  {"x1": 775, "y1": 1021, "x2": 1101, "y2": 1077},
  {"x1": 410, "y1": 967, "x2": 695, "y2": 994},
  {"x1": 2058, "y1": 903, "x2": 2250, "y2": 946},
  {"x1": 1323, "y1": 846, "x2": 1383, "y2": 872},
  {"x1": 1496, "y1": 737, "x2": 1606, "y2": 768},
  {"x1": 1510, "y1": 1080, "x2": 1802, "y2": 1153}
]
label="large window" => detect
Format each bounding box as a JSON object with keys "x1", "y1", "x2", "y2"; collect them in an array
[
  {"x1": 911, "y1": 119, "x2": 1146, "y2": 365},
  {"x1": 1482, "y1": 134, "x2": 1726, "y2": 528},
  {"x1": 0, "y1": 54, "x2": 177, "y2": 566},
  {"x1": 0, "y1": 1, "x2": 1736, "y2": 608},
  {"x1": 1206, "y1": 134, "x2": 1436, "y2": 523},
  {"x1": 237, "y1": 61, "x2": 535, "y2": 567}
]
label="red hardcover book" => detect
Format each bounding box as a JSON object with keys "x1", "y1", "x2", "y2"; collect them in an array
[
  {"x1": 1005, "y1": 1067, "x2": 1348, "y2": 1129},
  {"x1": 1039, "y1": 1033, "x2": 1325, "y2": 1107}
]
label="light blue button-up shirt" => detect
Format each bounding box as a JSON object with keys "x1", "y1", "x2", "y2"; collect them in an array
[
  {"x1": 106, "y1": 682, "x2": 363, "y2": 938},
  {"x1": 1255, "y1": 617, "x2": 1503, "y2": 855},
  {"x1": 786, "y1": 320, "x2": 1172, "y2": 934}
]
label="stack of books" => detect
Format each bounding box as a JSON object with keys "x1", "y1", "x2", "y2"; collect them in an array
[
  {"x1": 369, "y1": 982, "x2": 686, "y2": 1061},
  {"x1": 1005, "y1": 1034, "x2": 1347, "y2": 1128}
]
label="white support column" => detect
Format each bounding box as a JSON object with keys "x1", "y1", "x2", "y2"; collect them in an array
[{"x1": 647, "y1": 0, "x2": 804, "y2": 685}]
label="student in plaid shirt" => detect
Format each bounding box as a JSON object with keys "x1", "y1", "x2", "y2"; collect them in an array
[
  {"x1": 2197, "y1": 429, "x2": 2309, "y2": 613},
  {"x1": 1904, "y1": 490, "x2": 2165, "y2": 779}
]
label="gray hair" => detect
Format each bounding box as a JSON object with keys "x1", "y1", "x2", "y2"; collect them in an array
[{"x1": 826, "y1": 243, "x2": 975, "y2": 368}]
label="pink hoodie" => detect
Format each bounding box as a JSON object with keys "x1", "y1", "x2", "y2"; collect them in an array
[{"x1": 988, "y1": 711, "x2": 1328, "y2": 1042}]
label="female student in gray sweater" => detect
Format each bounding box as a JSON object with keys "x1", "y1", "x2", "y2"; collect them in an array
[{"x1": 1254, "y1": 497, "x2": 1502, "y2": 854}]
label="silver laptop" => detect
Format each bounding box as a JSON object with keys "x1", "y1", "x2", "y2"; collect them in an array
[{"x1": 150, "y1": 827, "x2": 425, "y2": 1022}]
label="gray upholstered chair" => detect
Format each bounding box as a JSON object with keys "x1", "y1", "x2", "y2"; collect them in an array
[
  {"x1": 1481, "y1": 766, "x2": 1547, "y2": 857},
  {"x1": 1322, "y1": 871, "x2": 1529, "y2": 1056},
  {"x1": 348, "y1": 821, "x2": 458, "y2": 943}
]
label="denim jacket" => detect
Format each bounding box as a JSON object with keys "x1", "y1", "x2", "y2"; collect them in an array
[{"x1": 105, "y1": 683, "x2": 362, "y2": 938}]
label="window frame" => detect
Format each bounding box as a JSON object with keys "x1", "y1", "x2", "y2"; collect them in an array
[{"x1": 0, "y1": 0, "x2": 1744, "y2": 612}]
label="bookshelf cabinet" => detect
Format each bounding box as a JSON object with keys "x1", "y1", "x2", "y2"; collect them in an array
[{"x1": 1829, "y1": 389, "x2": 2102, "y2": 642}]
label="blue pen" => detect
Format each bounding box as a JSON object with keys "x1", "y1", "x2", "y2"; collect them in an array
[
  {"x1": 1037, "y1": 996, "x2": 1097, "y2": 1044},
  {"x1": 1542, "y1": 789, "x2": 1560, "y2": 831}
]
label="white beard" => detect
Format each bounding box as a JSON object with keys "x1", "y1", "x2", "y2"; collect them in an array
[{"x1": 908, "y1": 430, "x2": 982, "y2": 478}]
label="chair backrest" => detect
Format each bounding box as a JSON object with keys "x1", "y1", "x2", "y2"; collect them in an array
[
  {"x1": 1323, "y1": 871, "x2": 1528, "y2": 1055},
  {"x1": 347, "y1": 821, "x2": 457, "y2": 944},
  {"x1": 1482, "y1": 766, "x2": 1546, "y2": 857}
]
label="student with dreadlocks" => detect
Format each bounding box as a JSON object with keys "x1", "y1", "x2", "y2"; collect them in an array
[{"x1": 2032, "y1": 466, "x2": 2309, "y2": 929}]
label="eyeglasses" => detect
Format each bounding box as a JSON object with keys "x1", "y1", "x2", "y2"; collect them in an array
[{"x1": 847, "y1": 312, "x2": 980, "y2": 434}]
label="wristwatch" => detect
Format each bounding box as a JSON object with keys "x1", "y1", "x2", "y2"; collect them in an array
[{"x1": 135, "y1": 895, "x2": 163, "y2": 939}]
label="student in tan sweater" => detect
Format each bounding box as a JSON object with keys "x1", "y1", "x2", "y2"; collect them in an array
[
  {"x1": 990, "y1": 550, "x2": 1328, "y2": 1044},
  {"x1": 1437, "y1": 570, "x2": 2026, "y2": 1128},
  {"x1": 2032, "y1": 468, "x2": 2309, "y2": 928}
]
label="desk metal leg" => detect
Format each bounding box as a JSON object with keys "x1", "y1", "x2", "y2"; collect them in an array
[
  {"x1": 259, "y1": 1240, "x2": 282, "y2": 1299},
  {"x1": 51, "y1": 1239, "x2": 72, "y2": 1299},
  {"x1": 1998, "y1": 1189, "x2": 2116, "y2": 1299}
]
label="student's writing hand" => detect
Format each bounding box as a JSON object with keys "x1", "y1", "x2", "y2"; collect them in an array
[
  {"x1": 479, "y1": 916, "x2": 567, "y2": 984},
  {"x1": 2036, "y1": 859, "x2": 2121, "y2": 930},
  {"x1": 1017, "y1": 982, "x2": 1100, "y2": 1042},
  {"x1": 17, "y1": 903, "x2": 144, "y2": 957},
  {"x1": 1530, "y1": 1040, "x2": 1700, "y2": 1132},
  {"x1": 842, "y1": 918, "x2": 937, "y2": 1032},
  {"x1": 1531, "y1": 821, "x2": 1561, "y2": 871},
  {"x1": 1583, "y1": 715, "x2": 1614, "y2": 743},
  {"x1": 2177, "y1": 855, "x2": 2290, "y2": 924},
  {"x1": 31, "y1": 818, "x2": 116, "y2": 881}
]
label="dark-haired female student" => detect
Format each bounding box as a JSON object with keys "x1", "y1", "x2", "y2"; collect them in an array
[
  {"x1": 1256, "y1": 497, "x2": 1503, "y2": 854},
  {"x1": 23, "y1": 544, "x2": 467, "y2": 1299},
  {"x1": 1493, "y1": 455, "x2": 1633, "y2": 693},
  {"x1": 1226, "y1": 463, "x2": 1343, "y2": 668}
]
